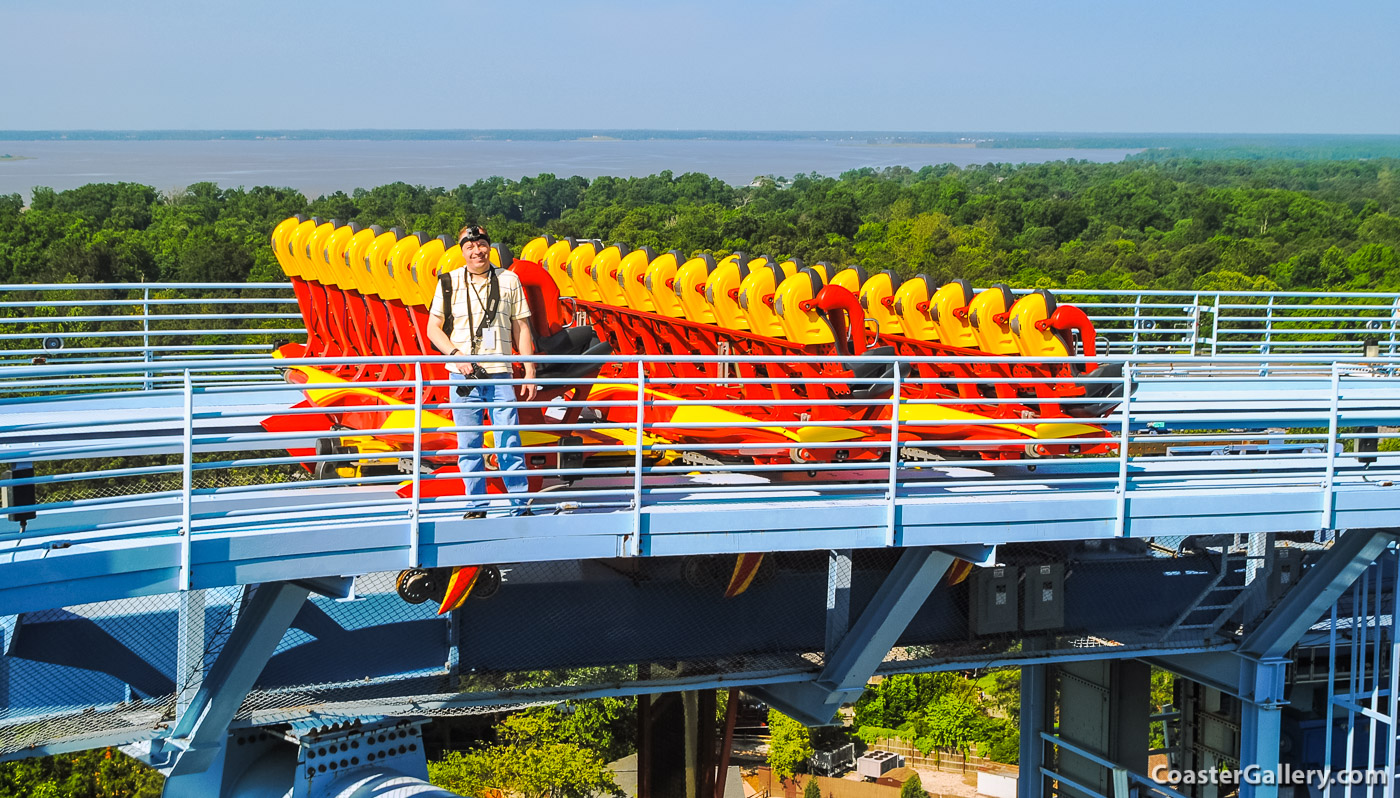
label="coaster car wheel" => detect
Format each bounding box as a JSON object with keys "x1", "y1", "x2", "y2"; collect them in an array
[
  {"x1": 396, "y1": 568, "x2": 442, "y2": 604},
  {"x1": 470, "y1": 565, "x2": 502, "y2": 600},
  {"x1": 682, "y1": 555, "x2": 727, "y2": 588}
]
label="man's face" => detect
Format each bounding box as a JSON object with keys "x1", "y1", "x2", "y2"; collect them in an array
[{"x1": 461, "y1": 239, "x2": 490, "y2": 269}]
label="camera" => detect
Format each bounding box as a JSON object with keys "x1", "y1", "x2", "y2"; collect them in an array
[{"x1": 468, "y1": 364, "x2": 490, "y2": 380}]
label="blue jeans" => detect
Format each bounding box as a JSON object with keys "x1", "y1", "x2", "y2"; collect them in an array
[{"x1": 449, "y1": 373, "x2": 528, "y2": 511}]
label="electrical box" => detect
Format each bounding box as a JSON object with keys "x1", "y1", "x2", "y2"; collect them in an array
[
  {"x1": 1269, "y1": 546, "x2": 1299, "y2": 601},
  {"x1": 970, "y1": 566, "x2": 1019, "y2": 635},
  {"x1": 3, "y1": 462, "x2": 36, "y2": 526},
  {"x1": 1023, "y1": 563, "x2": 1065, "y2": 631}
]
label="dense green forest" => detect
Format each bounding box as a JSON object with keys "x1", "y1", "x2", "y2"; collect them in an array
[{"x1": 2, "y1": 158, "x2": 1398, "y2": 294}]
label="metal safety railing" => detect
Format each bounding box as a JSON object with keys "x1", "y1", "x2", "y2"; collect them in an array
[
  {"x1": 3, "y1": 351, "x2": 1400, "y2": 581},
  {"x1": 4, "y1": 284, "x2": 1400, "y2": 367}
]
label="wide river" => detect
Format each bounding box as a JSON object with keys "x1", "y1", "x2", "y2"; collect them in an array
[{"x1": 0, "y1": 139, "x2": 1139, "y2": 199}]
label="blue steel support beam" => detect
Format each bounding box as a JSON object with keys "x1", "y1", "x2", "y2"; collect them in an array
[
  {"x1": 162, "y1": 581, "x2": 309, "y2": 788},
  {"x1": 293, "y1": 575, "x2": 357, "y2": 600},
  {"x1": 751, "y1": 547, "x2": 954, "y2": 726},
  {"x1": 1237, "y1": 656, "x2": 1289, "y2": 798},
  {"x1": 1144, "y1": 651, "x2": 1248, "y2": 699},
  {"x1": 1241, "y1": 527, "x2": 1397, "y2": 660},
  {"x1": 1018, "y1": 661, "x2": 1049, "y2": 798}
]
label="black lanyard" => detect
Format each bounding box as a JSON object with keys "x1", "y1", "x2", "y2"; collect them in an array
[{"x1": 462, "y1": 268, "x2": 500, "y2": 355}]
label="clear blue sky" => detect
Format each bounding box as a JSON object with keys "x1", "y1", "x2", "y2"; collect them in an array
[{"x1": 3, "y1": 0, "x2": 1397, "y2": 133}]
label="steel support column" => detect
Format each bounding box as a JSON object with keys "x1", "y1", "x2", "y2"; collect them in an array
[
  {"x1": 1237, "y1": 657, "x2": 1288, "y2": 798},
  {"x1": 1019, "y1": 657, "x2": 1050, "y2": 798},
  {"x1": 752, "y1": 547, "x2": 953, "y2": 725},
  {"x1": 161, "y1": 581, "x2": 310, "y2": 792}
]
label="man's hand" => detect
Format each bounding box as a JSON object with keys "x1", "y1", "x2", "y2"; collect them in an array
[{"x1": 520, "y1": 366, "x2": 538, "y2": 401}]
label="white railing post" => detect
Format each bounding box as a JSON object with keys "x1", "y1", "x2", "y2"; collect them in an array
[
  {"x1": 1210, "y1": 293, "x2": 1221, "y2": 357},
  {"x1": 1389, "y1": 295, "x2": 1400, "y2": 357},
  {"x1": 631, "y1": 363, "x2": 646, "y2": 557},
  {"x1": 1114, "y1": 363, "x2": 1133, "y2": 537},
  {"x1": 410, "y1": 361, "x2": 423, "y2": 568},
  {"x1": 886, "y1": 359, "x2": 902, "y2": 547},
  {"x1": 1262, "y1": 295, "x2": 1275, "y2": 353},
  {"x1": 1131, "y1": 294, "x2": 1142, "y2": 355},
  {"x1": 1189, "y1": 293, "x2": 1202, "y2": 356},
  {"x1": 142, "y1": 286, "x2": 152, "y2": 390},
  {"x1": 179, "y1": 369, "x2": 193, "y2": 591},
  {"x1": 1322, "y1": 362, "x2": 1341, "y2": 531}
]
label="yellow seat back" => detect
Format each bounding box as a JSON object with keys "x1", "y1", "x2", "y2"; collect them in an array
[
  {"x1": 542, "y1": 238, "x2": 577, "y2": 296},
  {"x1": 619, "y1": 248, "x2": 659, "y2": 311},
  {"x1": 488, "y1": 243, "x2": 513, "y2": 269},
  {"x1": 858, "y1": 270, "x2": 903, "y2": 335},
  {"x1": 361, "y1": 229, "x2": 400, "y2": 299},
  {"x1": 338, "y1": 226, "x2": 378, "y2": 290},
  {"x1": 386, "y1": 233, "x2": 424, "y2": 303},
  {"x1": 319, "y1": 224, "x2": 358, "y2": 288},
  {"x1": 775, "y1": 269, "x2": 834, "y2": 344},
  {"x1": 287, "y1": 218, "x2": 321, "y2": 282},
  {"x1": 737, "y1": 260, "x2": 790, "y2": 338},
  {"x1": 303, "y1": 220, "x2": 338, "y2": 286},
  {"x1": 705, "y1": 255, "x2": 752, "y2": 330},
  {"x1": 520, "y1": 235, "x2": 553, "y2": 264},
  {"x1": 589, "y1": 245, "x2": 631, "y2": 306},
  {"x1": 644, "y1": 251, "x2": 686, "y2": 318},
  {"x1": 566, "y1": 242, "x2": 602, "y2": 302},
  {"x1": 968, "y1": 284, "x2": 1019, "y2": 354},
  {"x1": 893, "y1": 274, "x2": 940, "y2": 341},
  {"x1": 406, "y1": 235, "x2": 445, "y2": 308},
  {"x1": 828, "y1": 265, "x2": 867, "y2": 295},
  {"x1": 675, "y1": 255, "x2": 718, "y2": 324},
  {"x1": 930, "y1": 279, "x2": 978, "y2": 348},
  {"x1": 272, "y1": 216, "x2": 304, "y2": 278},
  {"x1": 1008, "y1": 289, "x2": 1071, "y2": 358},
  {"x1": 436, "y1": 240, "x2": 466, "y2": 276}
]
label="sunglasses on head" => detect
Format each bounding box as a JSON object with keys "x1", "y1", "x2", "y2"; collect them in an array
[{"x1": 459, "y1": 227, "x2": 488, "y2": 246}]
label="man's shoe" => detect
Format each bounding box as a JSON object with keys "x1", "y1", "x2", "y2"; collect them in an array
[
  {"x1": 516, "y1": 507, "x2": 535, "y2": 517},
  {"x1": 464, "y1": 511, "x2": 486, "y2": 520}
]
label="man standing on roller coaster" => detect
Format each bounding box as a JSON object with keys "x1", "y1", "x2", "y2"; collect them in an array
[{"x1": 426, "y1": 225, "x2": 538, "y2": 518}]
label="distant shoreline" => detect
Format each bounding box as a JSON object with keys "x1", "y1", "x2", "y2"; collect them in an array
[
  {"x1": 1, "y1": 130, "x2": 1396, "y2": 152},
  {"x1": 0, "y1": 155, "x2": 32, "y2": 162}
]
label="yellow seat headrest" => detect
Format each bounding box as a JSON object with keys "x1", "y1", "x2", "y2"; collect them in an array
[
  {"x1": 542, "y1": 238, "x2": 577, "y2": 297},
  {"x1": 408, "y1": 236, "x2": 447, "y2": 307},
  {"x1": 272, "y1": 216, "x2": 305, "y2": 279},
  {"x1": 931, "y1": 279, "x2": 978, "y2": 349},
  {"x1": 738, "y1": 260, "x2": 790, "y2": 338},
  {"x1": 858, "y1": 270, "x2": 903, "y2": 335},
  {"x1": 589, "y1": 245, "x2": 631, "y2": 307},
  {"x1": 618, "y1": 248, "x2": 657, "y2": 311},
  {"x1": 520, "y1": 234, "x2": 554, "y2": 264},
  {"x1": 893, "y1": 274, "x2": 940, "y2": 341},
  {"x1": 828, "y1": 265, "x2": 866, "y2": 295},
  {"x1": 566, "y1": 242, "x2": 603, "y2": 302},
  {"x1": 704, "y1": 256, "x2": 752, "y2": 330},
  {"x1": 967, "y1": 284, "x2": 1020, "y2": 354},
  {"x1": 774, "y1": 268, "x2": 834, "y2": 345},
  {"x1": 1008, "y1": 289, "x2": 1071, "y2": 358},
  {"x1": 675, "y1": 255, "x2": 718, "y2": 324},
  {"x1": 644, "y1": 251, "x2": 686, "y2": 318}
]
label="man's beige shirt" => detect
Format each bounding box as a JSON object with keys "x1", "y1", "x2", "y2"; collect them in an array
[{"x1": 430, "y1": 267, "x2": 531, "y2": 374}]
